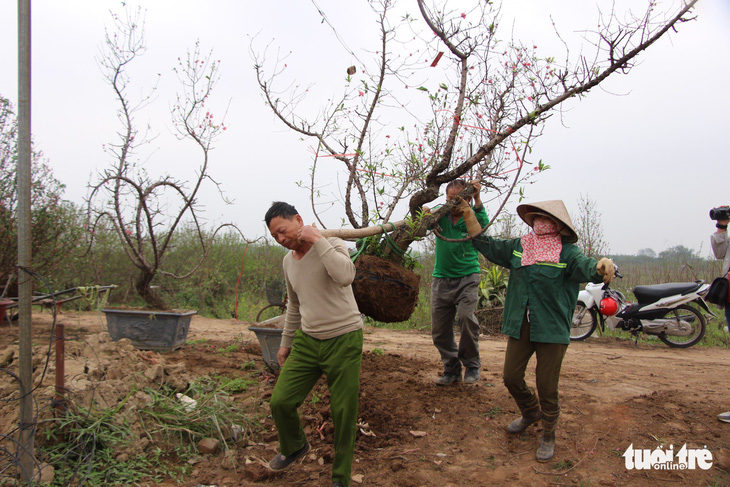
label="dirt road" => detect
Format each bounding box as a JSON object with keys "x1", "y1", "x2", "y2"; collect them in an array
[{"x1": 2, "y1": 311, "x2": 730, "y2": 486}]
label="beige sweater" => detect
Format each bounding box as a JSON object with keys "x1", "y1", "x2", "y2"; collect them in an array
[{"x1": 280, "y1": 237, "x2": 363, "y2": 348}]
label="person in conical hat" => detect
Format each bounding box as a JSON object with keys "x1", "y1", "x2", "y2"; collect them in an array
[
  {"x1": 468, "y1": 199, "x2": 614, "y2": 462},
  {"x1": 516, "y1": 200, "x2": 578, "y2": 243}
]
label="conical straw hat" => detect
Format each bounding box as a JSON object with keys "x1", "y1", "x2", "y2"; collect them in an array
[{"x1": 516, "y1": 200, "x2": 578, "y2": 243}]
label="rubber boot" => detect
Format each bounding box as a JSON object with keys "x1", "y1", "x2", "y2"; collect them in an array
[
  {"x1": 506, "y1": 394, "x2": 542, "y2": 434},
  {"x1": 536, "y1": 433, "x2": 555, "y2": 462},
  {"x1": 536, "y1": 410, "x2": 559, "y2": 462},
  {"x1": 506, "y1": 409, "x2": 542, "y2": 434}
]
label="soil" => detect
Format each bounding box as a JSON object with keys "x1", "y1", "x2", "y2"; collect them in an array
[
  {"x1": 2, "y1": 310, "x2": 730, "y2": 486},
  {"x1": 352, "y1": 255, "x2": 420, "y2": 323}
]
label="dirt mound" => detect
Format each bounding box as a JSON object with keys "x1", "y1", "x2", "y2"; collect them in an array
[{"x1": 0, "y1": 331, "x2": 193, "y2": 432}]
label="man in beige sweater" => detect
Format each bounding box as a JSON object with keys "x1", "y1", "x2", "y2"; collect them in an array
[{"x1": 264, "y1": 201, "x2": 363, "y2": 487}]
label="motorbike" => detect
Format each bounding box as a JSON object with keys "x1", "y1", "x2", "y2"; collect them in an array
[{"x1": 571, "y1": 269, "x2": 712, "y2": 348}]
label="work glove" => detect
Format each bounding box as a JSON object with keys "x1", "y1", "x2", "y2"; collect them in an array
[
  {"x1": 455, "y1": 197, "x2": 482, "y2": 237},
  {"x1": 596, "y1": 258, "x2": 615, "y2": 284}
]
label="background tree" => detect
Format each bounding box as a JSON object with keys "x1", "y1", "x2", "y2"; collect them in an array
[
  {"x1": 254, "y1": 0, "x2": 697, "y2": 262},
  {"x1": 574, "y1": 194, "x2": 610, "y2": 259},
  {"x1": 87, "y1": 9, "x2": 240, "y2": 309},
  {"x1": 489, "y1": 212, "x2": 522, "y2": 240},
  {"x1": 659, "y1": 244, "x2": 699, "y2": 262},
  {"x1": 0, "y1": 95, "x2": 84, "y2": 295},
  {"x1": 637, "y1": 248, "x2": 657, "y2": 258}
]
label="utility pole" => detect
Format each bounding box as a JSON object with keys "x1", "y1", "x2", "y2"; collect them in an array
[{"x1": 17, "y1": 0, "x2": 35, "y2": 482}]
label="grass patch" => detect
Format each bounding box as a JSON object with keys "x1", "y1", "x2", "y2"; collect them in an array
[
  {"x1": 483, "y1": 406, "x2": 503, "y2": 419},
  {"x1": 240, "y1": 360, "x2": 256, "y2": 370},
  {"x1": 215, "y1": 343, "x2": 241, "y2": 355},
  {"x1": 38, "y1": 374, "x2": 264, "y2": 486},
  {"x1": 699, "y1": 312, "x2": 730, "y2": 347},
  {"x1": 202, "y1": 374, "x2": 257, "y2": 394},
  {"x1": 40, "y1": 399, "x2": 174, "y2": 485},
  {"x1": 551, "y1": 459, "x2": 575, "y2": 470}
]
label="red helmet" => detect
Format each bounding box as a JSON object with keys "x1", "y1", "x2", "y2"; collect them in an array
[{"x1": 600, "y1": 297, "x2": 619, "y2": 316}]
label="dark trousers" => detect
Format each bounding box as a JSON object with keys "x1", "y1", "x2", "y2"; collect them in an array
[
  {"x1": 430, "y1": 273, "x2": 481, "y2": 374},
  {"x1": 503, "y1": 317, "x2": 568, "y2": 433}
]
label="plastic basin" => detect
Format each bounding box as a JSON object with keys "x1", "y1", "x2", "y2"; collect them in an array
[{"x1": 102, "y1": 308, "x2": 196, "y2": 351}]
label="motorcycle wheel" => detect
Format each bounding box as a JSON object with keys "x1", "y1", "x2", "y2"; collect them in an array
[
  {"x1": 571, "y1": 304, "x2": 597, "y2": 340},
  {"x1": 657, "y1": 304, "x2": 706, "y2": 348}
]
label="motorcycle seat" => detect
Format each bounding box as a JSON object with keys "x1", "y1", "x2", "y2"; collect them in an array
[{"x1": 633, "y1": 280, "x2": 704, "y2": 304}]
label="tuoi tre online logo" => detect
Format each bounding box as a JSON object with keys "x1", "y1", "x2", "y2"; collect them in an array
[{"x1": 622, "y1": 443, "x2": 713, "y2": 471}]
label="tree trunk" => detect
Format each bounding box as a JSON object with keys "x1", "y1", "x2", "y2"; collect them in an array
[
  {"x1": 135, "y1": 271, "x2": 167, "y2": 310},
  {"x1": 383, "y1": 213, "x2": 439, "y2": 265}
]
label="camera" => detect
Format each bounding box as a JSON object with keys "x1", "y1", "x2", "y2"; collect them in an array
[{"x1": 710, "y1": 206, "x2": 730, "y2": 221}]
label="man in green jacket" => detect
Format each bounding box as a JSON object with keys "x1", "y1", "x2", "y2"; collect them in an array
[
  {"x1": 428, "y1": 179, "x2": 490, "y2": 386},
  {"x1": 471, "y1": 200, "x2": 614, "y2": 462}
]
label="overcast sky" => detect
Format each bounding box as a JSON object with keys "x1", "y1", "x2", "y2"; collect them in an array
[{"x1": 1, "y1": 0, "x2": 729, "y2": 257}]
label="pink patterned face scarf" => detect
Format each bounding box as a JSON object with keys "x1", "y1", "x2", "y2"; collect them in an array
[{"x1": 520, "y1": 217, "x2": 563, "y2": 266}]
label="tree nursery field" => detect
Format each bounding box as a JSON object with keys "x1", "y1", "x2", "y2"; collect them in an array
[{"x1": 1, "y1": 311, "x2": 730, "y2": 486}]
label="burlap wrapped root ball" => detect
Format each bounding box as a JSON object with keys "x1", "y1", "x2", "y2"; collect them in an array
[{"x1": 352, "y1": 255, "x2": 420, "y2": 323}]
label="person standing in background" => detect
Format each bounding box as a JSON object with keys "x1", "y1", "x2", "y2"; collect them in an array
[
  {"x1": 426, "y1": 179, "x2": 489, "y2": 386},
  {"x1": 711, "y1": 207, "x2": 730, "y2": 423}
]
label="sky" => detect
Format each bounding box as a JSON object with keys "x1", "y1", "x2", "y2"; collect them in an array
[{"x1": 1, "y1": 0, "x2": 729, "y2": 257}]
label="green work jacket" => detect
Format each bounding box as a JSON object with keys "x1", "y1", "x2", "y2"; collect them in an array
[
  {"x1": 433, "y1": 206, "x2": 490, "y2": 279},
  {"x1": 472, "y1": 235, "x2": 603, "y2": 344}
]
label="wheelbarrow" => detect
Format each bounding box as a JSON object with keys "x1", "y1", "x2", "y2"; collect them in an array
[{"x1": 248, "y1": 315, "x2": 285, "y2": 373}]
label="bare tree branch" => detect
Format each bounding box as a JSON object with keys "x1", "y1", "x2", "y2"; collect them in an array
[
  {"x1": 253, "y1": 0, "x2": 698, "y2": 264},
  {"x1": 87, "y1": 8, "x2": 241, "y2": 309}
]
